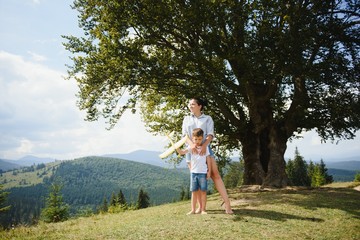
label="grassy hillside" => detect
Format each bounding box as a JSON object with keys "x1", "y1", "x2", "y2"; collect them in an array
[
  {"x1": 0, "y1": 157, "x2": 191, "y2": 226},
  {"x1": 1, "y1": 182, "x2": 359, "y2": 240}
]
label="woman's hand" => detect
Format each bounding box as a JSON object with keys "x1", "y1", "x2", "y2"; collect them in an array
[
  {"x1": 199, "y1": 144, "x2": 207, "y2": 156},
  {"x1": 191, "y1": 143, "x2": 207, "y2": 155},
  {"x1": 190, "y1": 142, "x2": 197, "y2": 154}
]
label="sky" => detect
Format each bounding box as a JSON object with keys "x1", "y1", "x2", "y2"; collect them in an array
[{"x1": 0, "y1": 0, "x2": 359, "y2": 162}]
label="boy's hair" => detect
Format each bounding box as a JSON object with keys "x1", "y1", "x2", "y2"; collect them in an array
[{"x1": 192, "y1": 128, "x2": 204, "y2": 137}]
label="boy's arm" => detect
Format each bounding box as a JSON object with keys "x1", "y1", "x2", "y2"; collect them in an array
[
  {"x1": 206, "y1": 156, "x2": 212, "y2": 179},
  {"x1": 175, "y1": 147, "x2": 188, "y2": 156}
]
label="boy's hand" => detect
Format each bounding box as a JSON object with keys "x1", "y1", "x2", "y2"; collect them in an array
[{"x1": 207, "y1": 172, "x2": 211, "y2": 180}]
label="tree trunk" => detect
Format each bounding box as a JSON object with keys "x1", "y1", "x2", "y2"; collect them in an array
[{"x1": 242, "y1": 124, "x2": 288, "y2": 187}]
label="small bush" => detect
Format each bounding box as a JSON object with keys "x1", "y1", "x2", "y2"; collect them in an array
[
  {"x1": 354, "y1": 172, "x2": 360, "y2": 182},
  {"x1": 108, "y1": 205, "x2": 127, "y2": 213}
]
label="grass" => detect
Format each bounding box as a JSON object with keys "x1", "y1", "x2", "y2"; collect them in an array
[
  {"x1": 1, "y1": 162, "x2": 60, "y2": 189},
  {"x1": 1, "y1": 182, "x2": 360, "y2": 240}
]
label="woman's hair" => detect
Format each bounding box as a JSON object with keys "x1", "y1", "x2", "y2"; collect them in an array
[{"x1": 191, "y1": 97, "x2": 208, "y2": 111}]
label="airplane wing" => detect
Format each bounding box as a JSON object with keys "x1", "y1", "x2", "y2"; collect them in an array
[{"x1": 159, "y1": 135, "x2": 189, "y2": 159}]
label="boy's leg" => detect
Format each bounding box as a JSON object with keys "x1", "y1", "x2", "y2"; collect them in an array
[
  {"x1": 200, "y1": 190, "x2": 207, "y2": 214},
  {"x1": 193, "y1": 190, "x2": 200, "y2": 211},
  {"x1": 198, "y1": 173, "x2": 208, "y2": 214},
  {"x1": 187, "y1": 173, "x2": 197, "y2": 215},
  {"x1": 187, "y1": 191, "x2": 197, "y2": 215}
]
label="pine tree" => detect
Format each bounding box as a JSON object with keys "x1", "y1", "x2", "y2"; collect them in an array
[
  {"x1": 307, "y1": 160, "x2": 315, "y2": 182},
  {"x1": 110, "y1": 192, "x2": 117, "y2": 206},
  {"x1": 180, "y1": 186, "x2": 191, "y2": 201},
  {"x1": 100, "y1": 197, "x2": 108, "y2": 213},
  {"x1": 0, "y1": 184, "x2": 10, "y2": 213},
  {"x1": 117, "y1": 190, "x2": 127, "y2": 206},
  {"x1": 286, "y1": 159, "x2": 295, "y2": 185},
  {"x1": 318, "y1": 159, "x2": 333, "y2": 184},
  {"x1": 286, "y1": 148, "x2": 311, "y2": 186},
  {"x1": 136, "y1": 188, "x2": 150, "y2": 209},
  {"x1": 180, "y1": 186, "x2": 186, "y2": 201},
  {"x1": 311, "y1": 165, "x2": 326, "y2": 187},
  {"x1": 40, "y1": 183, "x2": 69, "y2": 223}
]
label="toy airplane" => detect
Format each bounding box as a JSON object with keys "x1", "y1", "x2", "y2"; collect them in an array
[{"x1": 159, "y1": 132, "x2": 189, "y2": 159}]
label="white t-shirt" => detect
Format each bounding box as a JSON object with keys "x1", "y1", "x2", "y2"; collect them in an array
[{"x1": 187, "y1": 146, "x2": 209, "y2": 174}]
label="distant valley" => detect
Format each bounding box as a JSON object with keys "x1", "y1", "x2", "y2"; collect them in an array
[{"x1": 1, "y1": 150, "x2": 359, "y2": 172}]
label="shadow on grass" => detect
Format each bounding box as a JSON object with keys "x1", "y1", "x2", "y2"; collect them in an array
[
  {"x1": 228, "y1": 186, "x2": 360, "y2": 220},
  {"x1": 207, "y1": 209, "x2": 324, "y2": 222},
  {"x1": 279, "y1": 188, "x2": 360, "y2": 219},
  {"x1": 235, "y1": 209, "x2": 323, "y2": 222}
]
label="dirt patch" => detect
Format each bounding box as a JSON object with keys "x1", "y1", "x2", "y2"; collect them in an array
[{"x1": 234, "y1": 185, "x2": 311, "y2": 193}]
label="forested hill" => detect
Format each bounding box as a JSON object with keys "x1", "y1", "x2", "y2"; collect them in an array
[
  {"x1": 53, "y1": 156, "x2": 190, "y2": 205},
  {"x1": 0, "y1": 156, "x2": 190, "y2": 226}
]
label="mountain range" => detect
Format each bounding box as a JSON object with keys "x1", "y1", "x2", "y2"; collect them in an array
[
  {"x1": 0, "y1": 150, "x2": 188, "y2": 172},
  {"x1": 1, "y1": 150, "x2": 359, "y2": 173}
]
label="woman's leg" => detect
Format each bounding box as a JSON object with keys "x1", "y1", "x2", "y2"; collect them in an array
[{"x1": 210, "y1": 156, "x2": 233, "y2": 214}]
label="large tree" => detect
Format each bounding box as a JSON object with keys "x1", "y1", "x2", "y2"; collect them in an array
[{"x1": 64, "y1": 0, "x2": 360, "y2": 187}]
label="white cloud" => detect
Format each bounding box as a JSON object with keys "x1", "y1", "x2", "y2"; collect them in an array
[
  {"x1": 27, "y1": 51, "x2": 47, "y2": 62},
  {"x1": 285, "y1": 130, "x2": 360, "y2": 161},
  {"x1": 310, "y1": 133, "x2": 322, "y2": 146},
  {"x1": 17, "y1": 139, "x2": 34, "y2": 155},
  {"x1": 0, "y1": 51, "x2": 164, "y2": 160}
]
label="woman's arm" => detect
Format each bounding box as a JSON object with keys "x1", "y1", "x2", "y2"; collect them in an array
[
  {"x1": 206, "y1": 155, "x2": 212, "y2": 179},
  {"x1": 200, "y1": 134, "x2": 213, "y2": 155}
]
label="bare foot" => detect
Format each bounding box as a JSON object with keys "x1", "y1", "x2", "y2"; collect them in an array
[
  {"x1": 186, "y1": 211, "x2": 195, "y2": 215},
  {"x1": 222, "y1": 201, "x2": 233, "y2": 214},
  {"x1": 195, "y1": 208, "x2": 201, "y2": 214},
  {"x1": 225, "y1": 205, "x2": 234, "y2": 214},
  {"x1": 201, "y1": 211, "x2": 208, "y2": 215},
  {"x1": 225, "y1": 209, "x2": 234, "y2": 214}
]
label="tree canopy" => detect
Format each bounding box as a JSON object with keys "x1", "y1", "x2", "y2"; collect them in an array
[{"x1": 64, "y1": 0, "x2": 359, "y2": 187}]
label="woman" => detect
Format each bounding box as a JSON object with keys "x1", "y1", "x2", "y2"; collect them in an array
[{"x1": 182, "y1": 97, "x2": 233, "y2": 214}]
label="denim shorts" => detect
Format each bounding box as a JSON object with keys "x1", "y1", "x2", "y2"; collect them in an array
[{"x1": 190, "y1": 173, "x2": 208, "y2": 192}]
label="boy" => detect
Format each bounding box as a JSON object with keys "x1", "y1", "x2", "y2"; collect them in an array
[{"x1": 176, "y1": 128, "x2": 212, "y2": 215}]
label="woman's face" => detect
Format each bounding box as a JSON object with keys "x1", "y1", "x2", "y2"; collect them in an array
[{"x1": 188, "y1": 99, "x2": 202, "y2": 114}]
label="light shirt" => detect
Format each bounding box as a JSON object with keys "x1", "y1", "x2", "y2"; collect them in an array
[
  {"x1": 182, "y1": 113, "x2": 215, "y2": 143},
  {"x1": 187, "y1": 146, "x2": 209, "y2": 174}
]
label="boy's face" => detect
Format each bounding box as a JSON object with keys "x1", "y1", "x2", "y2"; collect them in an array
[{"x1": 192, "y1": 136, "x2": 203, "y2": 146}]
